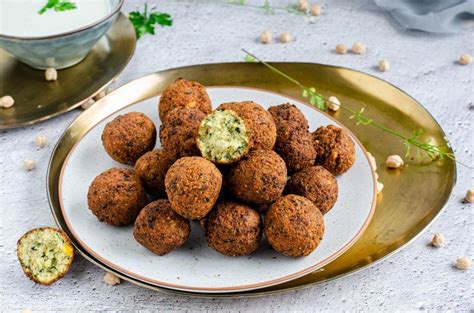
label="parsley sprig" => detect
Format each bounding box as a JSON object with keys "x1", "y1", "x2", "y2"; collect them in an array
[
  {"x1": 129, "y1": 4, "x2": 172, "y2": 39},
  {"x1": 38, "y1": 0, "x2": 77, "y2": 14},
  {"x1": 243, "y1": 49, "x2": 470, "y2": 167}
]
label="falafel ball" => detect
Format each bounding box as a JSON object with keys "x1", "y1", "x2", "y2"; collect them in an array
[
  {"x1": 268, "y1": 104, "x2": 316, "y2": 173},
  {"x1": 87, "y1": 168, "x2": 148, "y2": 226},
  {"x1": 159, "y1": 108, "x2": 206, "y2": 157},
  {"x1": 217, "y1": 101, "x2": 277, "y2": 150},
  {"x1": 133, "y1": 200, "x2": 191, "y2": 256},
  {"x1": 227, "y1": 150, "x2": 287, "y2": 204},
  {"x1": 203, "y1": 202, "x2": 262, "y2": 256},
  {"x1": 265, "y1": 194, "x2": 325, "y2": 257},
  {"x1": 165, "y1": 157, "x2": 222, "y2": 219},
  {"x1": 158, "y1": 78, "x2": 212, "y2": 121},
  {"x1": 286, "y1": 166, "x2": 338, "y2": 214},
  {"x1": 102, "y1": 112, "x2": 156, "y2": 165},
  {"x1": 312, "y1": 125, "x2": 355, "y2": 175},
  {"x1": 134, "y1": 148, "x2": 177, "y2": 197},
  {"x1": 197, "y1": 109, "x2": 253, "y2": 164}
]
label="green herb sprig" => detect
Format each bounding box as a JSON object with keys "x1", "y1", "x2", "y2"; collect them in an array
[
  {"x1": 38, "y1": 0, "x2": 77, "y2": 14},
  {"x1": 129, "y1": 3, "x2": 172, "y2": 39},
  {"x1": 243, "y1": 49, "x2": 469, "y2": 167}
]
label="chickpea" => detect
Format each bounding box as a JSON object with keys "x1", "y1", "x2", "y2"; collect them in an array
[
  {"x1": 310, "y1": 4, "x2": 321, "y2": 16},
  {"x1": 431, "y1": 233, "x2": 445, "y2": 248},
  {"x1": 35, "y1": 135, "x2": 48, "y2": 149},
  {"x1": 23, "y1": 159, "x2": 36, "y2": 171},
  {"x1": 45, "y1": 67, "x2": 58, "y2": 81},
  {"x1": 0, "y1": 95, "x2": 15, "y2": 108},
  {"x1": 456, "y1": 257, "x2": 471, "y2": 270},
  {"x1": 260, "y1": 30, "x2": 272, "y2": 44},
  {"x1": 103, "y1": 272, "x2": 121, "y2": 285},
  {"x1": 465, "y1": 189, "x2": 474, "y2": 203},
  {"x1": 327, "y1": 96, "x2": 340, "y2": 111},
  {"x1": 378, "y1": 59, "x2": 390, "y2": 72},
  {"x1": 352, "y1": 42, "x2": 366, "y2": 55},
  {"x1": 376, "y1": 181, "x2": 384, "y2": 194},
  {"x1": 297, "y1": 0, "x2": 308, "y2": 11},
  {"x1": 386, "y1": 155, "x2": 404, "y2": 169},
  {"x1": 458, "y1": 54, "x2": 472, "y2": 65},
  {"x1": 81, "y1": 98, "x2": 95, "y2": 110},
  {"x1": 335, "y1": 44, "x2": 348, "y2": 55},
  {"x1": 279, "y1": 32, "x2": 292, "y2": 43}
]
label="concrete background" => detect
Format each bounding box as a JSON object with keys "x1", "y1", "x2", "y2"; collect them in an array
[{"x1": 1, "y1": 0, "x2": 473, "y2": 311}]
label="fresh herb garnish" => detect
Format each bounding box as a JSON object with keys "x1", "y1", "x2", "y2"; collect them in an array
[
  {"x1": 129, "y1": 3, "x2": 172, "y2": 39},
  {"x1": 242, "y1": 49, "x2": 471, "y2": 167},
  {"x1": 38, "y1": 0, "x2": 77, "y2": 14}
]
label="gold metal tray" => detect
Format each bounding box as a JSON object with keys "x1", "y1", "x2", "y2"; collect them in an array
[
  {"x1": 47, "y1": 63, "x2": 456, "y2": 297},
  {"x1": 0, "y1": 13, "x2": 136, "y2": 129}
]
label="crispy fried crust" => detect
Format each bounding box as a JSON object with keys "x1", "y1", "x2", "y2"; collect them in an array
[
  {"x1": 133, "y1": 200, "x2": 191, "y2": 256},
  {"x1": 265, "y1": 195, "x2": 325, "y2": 257},
  {"x1": 227, "y1": 150, "x2": 287, "y2": 204},
  {"x1": 268, "y1": 104, "x2": 316, "y2": 173},
  {"x1": 102, "y1": 112, "x2": 156, "y2": 165},
  {"x1": 203, "y1": 202, "x2": 262, "y2": 256},
  {"x1": 87, "y1": 168, "x2": 149, "y2": 226},
  {"x1": 286, "y1": 166, "x2": 338, "y2": 214},
  {"x1": 158, "y1": 78, "x2": 212, "y2": 121},
  {"x1": 17, "y1": 227, "x2": 74, "y2": 285},
  {"x1": 159, "y1": 108, "x2": 206, "y2": 157},
  {"x1": 312, "y1": 125, "x2": 355, "y2": 175},
  {"x1": 165, "y1": 157, "x2": 222, "y2": 219},
  {"x1": 134, "y1": 148, "x2": 178, "y2": 197},
  {"x1": 217, "y1": 101, "x2": 277, "y2": 150}
]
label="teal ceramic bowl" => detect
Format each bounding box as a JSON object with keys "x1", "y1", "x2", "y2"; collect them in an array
[{"x1": 0, "y1": 0, "x2": 123, "y2": 70}]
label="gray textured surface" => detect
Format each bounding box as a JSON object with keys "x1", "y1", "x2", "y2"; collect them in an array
[{"x1": 1, "y1": 0, "x2": 473, "y2": 311}]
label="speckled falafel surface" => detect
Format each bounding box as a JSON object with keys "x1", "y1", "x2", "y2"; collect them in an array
[
  {"x1": 265, "y1": 194, "x2": 325, "y2": 257},
  {"x1": 197, "y1": 109, "x2": 252, "y2": 164},
  {"x1": 101, "y1": 112, "x2": 156, "y2": 165},
  {"x1": 87, "y1": 168, "x2": 148, "y2": 226},
  {"x1": 165, "y1": 157, "x2": 222, "y2": 219},
  {"x1": 203, "y1": 201, "x2": 262, "y2": 256},
  {"x1": 133, "y1": 200, "x2": 191, "y2": 256},
  {"x1": 158, "y1": 78, "x2": 212, "y2": 121}
]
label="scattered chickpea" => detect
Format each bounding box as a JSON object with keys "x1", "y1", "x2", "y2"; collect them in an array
[
  {"x1": 456, "y1": 257, "x2": 471, "y2": 270},
  {"x1": 297, "y1": 0, "x2": 308, "y2": 11},
  {"x1": 378, "y1": 59, "x2": 390, "y2": 72},
  {"x1": 35, "y1": 135, "x2": 48, "y2": 149},
  {"x1": 81, "y1": 98, "x2": 95, "y2": 110},
  {"x1": 0, "y1": 95, "x2": 15, "y2": 108},
  {"x1": 335, "y1": 44, "x2": 348, "y2": 55},
  {"x1": 386, "y1": 155, "x2": 404, "y2": 169},
  {"x1": 431, "y1": 233, "x2": 445, "y2": 248},
  {"x1": 310, "y1": 4, "x2": 321, "y2": 16},
  {"x1": 94, "y1": 89, "x2": 108, "y2": 101},
  {"x1": 23, "y1": 159, "x2": 36, "y2": 171},
  {"x1": 352, "y1": 42, "x2": 366, "y2": 55},
  {"x1": 103, "y1": 272, "x2": 121, "y2": 285},
  {"x1": 45, "y1": 67, "x2": 58, "y2": 81},
  {"x1": 327, "y1": 96, "x2": 340, "y2": 111},
  {"x1": 376, "y1": 181, "x2": 384, "y2": 194},
  {"x1": 465, "y1": 189, "x2": 474, "y2": 203},
  {"x1": 367, "y1": 152, "x2": 377, "y2": 171},
  {"x1": 279, "y1": 32, "x2": 292, "y2": 43},
  {"x1": 260, "y1": 30, "x2": 272, "y2": 44},
  {"x1": 458, "y1": 53, "x2": 472, "y2": 65}
]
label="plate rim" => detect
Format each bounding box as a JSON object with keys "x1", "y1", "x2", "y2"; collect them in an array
[
  {"x1": 46, "y1": 62, "x2": 456, "y2": 297},
  {"x1": 57, "y1": 85, "x2": 377, "y2": 293},
  {"x1": 0, "y1": 12, "x2": 136, "y2": 130}
]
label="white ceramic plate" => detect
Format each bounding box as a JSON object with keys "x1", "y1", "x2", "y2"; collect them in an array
[{"x1": 59, "y1": 87, "x2": 376, "y2": 293}]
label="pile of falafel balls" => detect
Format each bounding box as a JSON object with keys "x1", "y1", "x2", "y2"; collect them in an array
[{"x1": 87, "y1": 78, "x2": 356, "y2": 258}]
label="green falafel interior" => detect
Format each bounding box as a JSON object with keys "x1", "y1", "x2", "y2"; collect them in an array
[
  {"x1": 197, "y1": 109, "x2": 250, "y2": 164},
  {"x1": 17, "y1": 228, "x2": 74, "y2": 285}
]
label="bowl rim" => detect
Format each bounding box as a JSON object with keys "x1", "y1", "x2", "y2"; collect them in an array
[{"x1": 0, "y1": 0, "x2": 124, "y2": 40}]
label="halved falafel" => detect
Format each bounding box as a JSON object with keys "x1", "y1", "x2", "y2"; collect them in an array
[
  {"x1": 165, "y1": 157, "x2": 222, "y2": 219},
  {"x1": 87, "y1": 168, "x2": 148, "y2": 226},
  {"x1": 203, "y1": 201, "x2": 262, "y2": 256},
  {"x1": 197, "y1": 109, "x2": 252, "y2": 164},
  {"x1": 312, "y1": 125, "x2": 355, "y2": 175},
  {"x1": 133, "y1": 200, "x2": 191, "y2": 256},
  {"x1": 17, "y1": 227, "x2": 74, "y2": 285},
  {"x1": 265, "y1": 194, "x2": 325, "y2": 257},
  {"x1": 217, "y1": 101, "x2": 277, "y2": 150},
  {"x1": 159, "y1": 108, "x2": 206, "y2": 157},
  {"x1": 286, "y1": 166, "x2": 338, "y2": 214},
  {"x1": 102, "y1": 112, "x2": 156, "y2": 165},
  {"x1": 134, "y1": 148, "x2": 177, "y2": 197},
  {"x1": 227, "y1": 150, "x2": 287, "y2": 204},
  {"x1": 158, "y1": 78, "x2": 212, "y2": 121}
]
